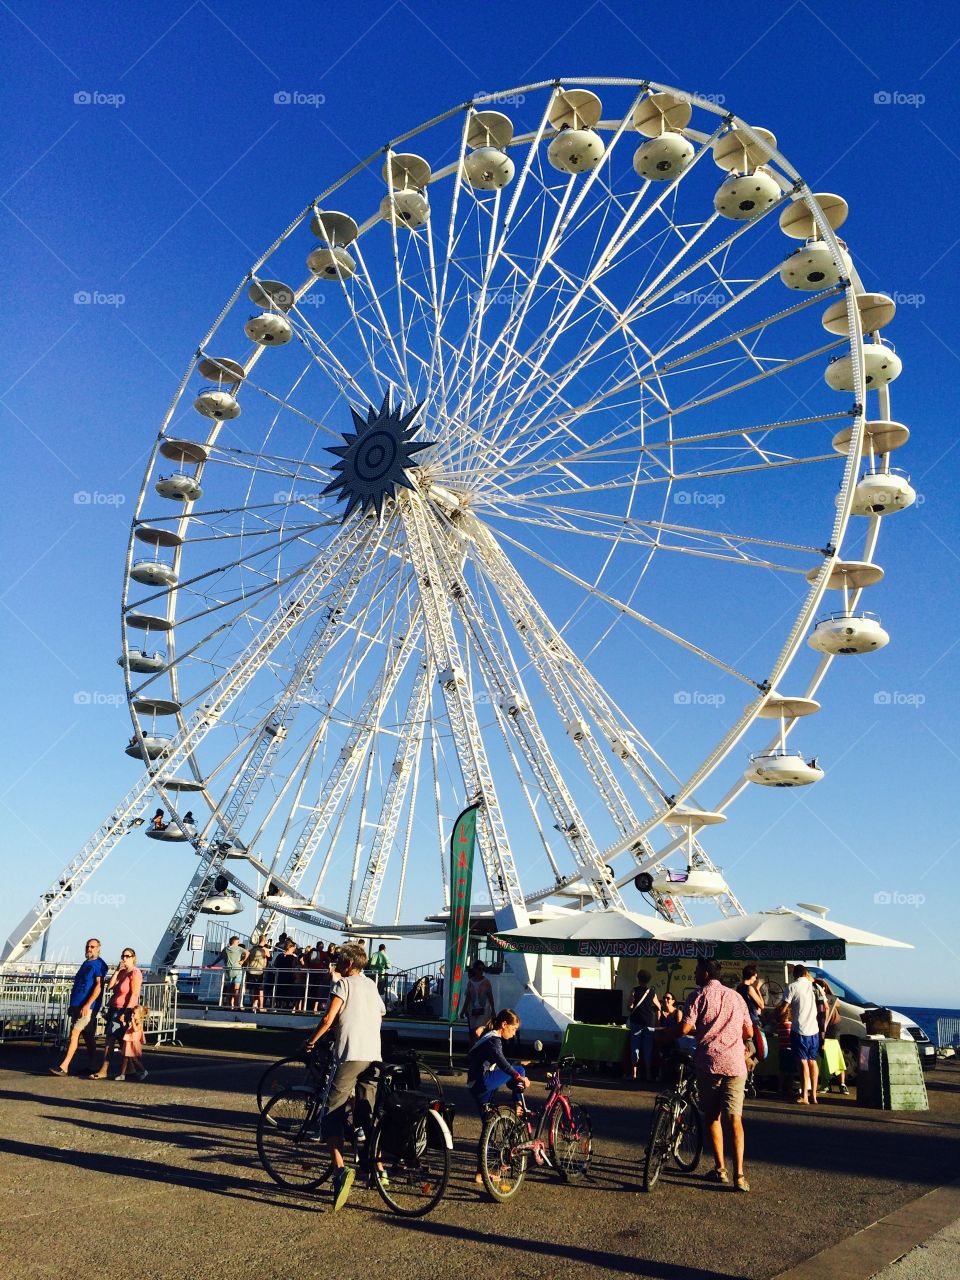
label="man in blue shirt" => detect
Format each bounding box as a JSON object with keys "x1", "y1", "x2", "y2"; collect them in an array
[{"x1": 50, "y1": 938, "x2": 109, "y2": 1076}]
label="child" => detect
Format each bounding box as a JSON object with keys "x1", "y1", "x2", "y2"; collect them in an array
[
  {"x1": 467, "y1": 1009, "x2": 527, "y2": 1185},
  {"x1": 118, "y1": 1005, "x2": 149, "y2": 1082}
]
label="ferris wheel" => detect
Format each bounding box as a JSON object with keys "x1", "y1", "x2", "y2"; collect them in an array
[{"x1": 3, "y1": 78, "x2": 914, "y2": 969}]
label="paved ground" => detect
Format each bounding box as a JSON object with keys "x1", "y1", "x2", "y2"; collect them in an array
[{"x1": 1, "y1": 1035, "x2": 957, "y2": 1280}]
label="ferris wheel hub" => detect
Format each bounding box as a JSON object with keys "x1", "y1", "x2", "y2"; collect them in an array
[{"x1": 323, "y1": 391, "x2": 433, "y2": 520}]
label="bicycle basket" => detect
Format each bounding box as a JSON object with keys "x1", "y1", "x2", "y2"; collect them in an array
[
  {"x1": 426, "y1": 1099, "x2": 455, "y2": 1148},
  {"x1": 380, "y1": 1091, "x2": 429, "y2": 1161}
]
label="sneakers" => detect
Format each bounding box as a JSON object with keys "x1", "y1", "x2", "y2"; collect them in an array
[
  {"x1": 134, "y1": 1070, "x2": 149, "y2": 1082},
  {"x1": 331, "y1": 1166, "x2": 355, "y2": 1212},
  {"x1": 838, "y1": 1083, "x2": 850, "y2": 1095}
]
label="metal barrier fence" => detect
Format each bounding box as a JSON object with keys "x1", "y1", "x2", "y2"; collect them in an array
[
  {"x1": 936, "y1": 1016, "x2": 960, "y2": 1050},
  {"x1": 0, "y1": 973, "x2": 178, "y2": 1048}
]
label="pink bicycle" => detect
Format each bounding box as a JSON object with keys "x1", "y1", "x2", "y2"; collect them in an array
[{"x1": 478, "y1": 1050, "x2": 593, "y2": 1202}]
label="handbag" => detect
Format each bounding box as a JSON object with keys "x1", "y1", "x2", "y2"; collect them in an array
[{"x1": 752, "y1": 1024, "x2": 768, "y2": 1063}]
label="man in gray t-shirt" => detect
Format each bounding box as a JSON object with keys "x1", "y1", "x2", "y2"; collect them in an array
[
  {"x1": 220, "y1": 936, "x2": 248, "y2": 1010},
  {"x1": 305, "y1": 943, "x2": 385, "y2": 1211}
]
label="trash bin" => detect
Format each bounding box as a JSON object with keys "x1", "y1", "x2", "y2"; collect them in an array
[{"x1": 857, "y1": 1039, "x2": 928, "y2": 1111}]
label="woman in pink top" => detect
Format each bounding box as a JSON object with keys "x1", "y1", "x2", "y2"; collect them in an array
[{"x1": 90, "y1": 948, "x2": 143, "y2": 1080}]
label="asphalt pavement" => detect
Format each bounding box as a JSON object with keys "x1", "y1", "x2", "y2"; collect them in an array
[{"x1": 1, "y1": 1037, "x2": 957, "y2": 1280}]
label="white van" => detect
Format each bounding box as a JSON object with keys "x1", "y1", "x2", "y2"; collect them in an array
[{"x1": 804, "y1": 966, "x2": 936, "y2": 1074}]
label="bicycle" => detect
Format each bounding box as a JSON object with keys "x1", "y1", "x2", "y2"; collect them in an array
[
  {"x1": 257, "y1": 1052, "x2": 453, "y2": 1216},
  {"x1": 256, "y1": 1046, "x2": 442, "y2": 1115},
  {"x1": 641, "y1": 1035, "x2": 704, "y2": 1191},
  {"x1": 478, "y1": 1052, "x2": 592, "y2": 1202}
]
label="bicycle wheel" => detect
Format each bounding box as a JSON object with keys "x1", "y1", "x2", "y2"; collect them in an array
[
  {"x1": 642, "y1": 1103, "x2": 671, "y2": 1191},
  {"x1": 257, "y1": 1088, "x2": 331, "y2": 1190},
  {"x1": 479, "y1": 1107, "x2": 528, "y2": 1203},
  {"x1": 673, "y1": 1100, "x2": 703, "y2": 1171},
  {"x1": 417, "y1": 1062, "x2": 443, "y2": 1101},
  {"x1": 256, "y1": 1055, "x2": 309, "y2": 1114},
  {"x1": 370, "y1": 1108, "x2": 450, "y2": 1217},
  {"x1": 548, "y1": 1102, "x2": 593, "y2": 1180}
]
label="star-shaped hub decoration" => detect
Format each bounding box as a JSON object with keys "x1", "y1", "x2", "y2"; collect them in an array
[{"x1": 323, "y1": 391, "x2": 433, "y2": 521}]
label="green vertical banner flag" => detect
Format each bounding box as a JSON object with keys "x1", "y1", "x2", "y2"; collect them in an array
[{"x1": 445, "y1": 803, "x2": 479, "y2": 1024}]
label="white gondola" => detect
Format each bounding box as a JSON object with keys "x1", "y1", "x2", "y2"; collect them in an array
[
  {"x1": 825, "y1": 342, "x2": 902, "y2": 392},
  {"x1": 125, "y1": 611, "x2": 172, "y2": 632},
  {"x1": 306, "y1": 245, "x2": 356, "y2": 279},
  {"x1": 194, "y1": 388, "x2": 240, "y2": 420},
  {"x1": 244, "y1": 312, "x2": 293, "y2": 346},
  {"x1": 381, "y1": 152, "x2": 431, "y2": 228},
  {"x1": 118, "y1": 648, "x2": 165, "y2": 674},
  {"x1": 155, "y1": 473, "x2": 203, "y2": 502},
  {"x1": 547, "y1": 88, "x2": 605, "y2": 173},
  {"x1": 808, "y1": 611, "x2": 890, "y2": 655},
  {"x1": 130, "y1": 559, "x2": 178, "y2": 588},
  {"x1": 831, "y1": 419, "x2": 910, "y2": 459},
  {"x1": 160, "y1": 777, "x2": 205, "y2": 793},
  {"x1": 464, "y1": 110, "x2": 515, "y2": 190},
  {"x1": 650, "y1": 866, "x2": 728, "y2": 897},
  {"x1": 135, "y1": 524, "x2": 183, "y2": 550},
  {"x1": 714, "y1": 167, "x2": 781, "y2": 220},
  {"x1": 160, "y1": 439, "x2": 209, "y2": 466},
  {"x1": 132, "y1": 696, "x2": 180, "y2": 717},
  {"x1": 744, "y1": 750, "x2": 824, "y2": 786},
  {"x1": 779, "y1": 239, "x2": 851, "y2": 290},
  {"x1": 633, "y1": 132, "x2": 695, "y2": 182},
  {"x1": 261, "y1": 891, "x2": 302, "y2": 910},
  {"x1": 805, "y1": 560, "x2": 889, "y2": 654},
  {"x1": 146, "y1": 821, "x2": 196, "y2": 843},
  {"x1": 199, "y1": 891, "x2": 243, "y2": 915},
  {"x1": 779, "y1": 192, "x2": 848, "y2": 239},
  {"x1": 850, "y1": 468, "x2": 915, "y2": 516},
  {"x1": 124, "y1": 734, "x2": 172, "y2": 761}
]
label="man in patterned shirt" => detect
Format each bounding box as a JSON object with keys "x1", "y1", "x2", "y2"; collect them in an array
[{"x1": 679, "y1": 957, "x2": 753, "y2": 1192}]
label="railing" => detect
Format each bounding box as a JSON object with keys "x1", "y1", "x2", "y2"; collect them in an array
[
  {"x1": 0, "y1": 973, "x2": 178, "y2": 1047},
  {"x1": 936, "y1": 1016, "x2": 960, "y2": 1051}
]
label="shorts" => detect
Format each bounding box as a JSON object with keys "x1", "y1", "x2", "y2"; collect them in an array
[
  {"x1": 68, "y1": 1007, "x2": 93, "y2": 1032},
  {"x1": 246, "y1": 973, "x2": 263, "y2": 991},
  {"x1": 322, "y1": 1060, "x2": 377, "y2": 1140},
  {"x1": 791, "y1": 1030, "x2": 820, "y2": 1062},
  {"x1": 696, "y1": 1069, "x2": 746, "y2": 1120},
  {"x1": 224, "y1": 973, "x2": 243, "y2": 989}
]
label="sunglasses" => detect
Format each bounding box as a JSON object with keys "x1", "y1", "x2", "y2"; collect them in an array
[{"x1": 121, "y1": 952, "x2": 135, "y2": 959}]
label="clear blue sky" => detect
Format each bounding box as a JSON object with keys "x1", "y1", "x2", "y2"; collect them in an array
[{"x1": 2, "y1": 1, "x2": 958, "y2": 1006}]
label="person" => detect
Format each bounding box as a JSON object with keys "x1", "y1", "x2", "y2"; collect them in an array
[
  {"x1": 676, "y1": 957, "x2": 753, "y2": 1192},
  {"x1": 773, "y1": 1001, "x2": 795, "y2": 1098},
  {"x1": 272, "y1": 940, "x2": 302, "y2": 1011},
  {"x1": 308, "y1": 943, "x2": 330, "y2": 1013},
  {"x1": 219, "y1": 935, "x2": 248, "y2": 1010},
  {"x1": 90, "y1": 948, "x2": 143, "y2": 1079},
  {"x1": 628, "y1": 969, "x2": 661, "y2": 1082},
  {"x1": 736, "y1": 964, "x2": 765, "y2": 1022},
  {"x1": 463, "y1": 961, "x2": 495, "y2": 1039},
  {"x1": 466, "y1": 1008, "x2": 528, "y2": 1184},
  {"x1": 244, "y1": 935, "x2": 270, "y2": 1011},
  {"x1": 150, "y1": 808, "x2": 166, "y2": 831},
  {"x1": 814, "y1": 976, "x2": 849, "y2": 1094},
  {"x1": 370, "y1": 943, "x2": 391, "y2": 996},
  {"x1": 304, "y1": 943, "x2": 385, "y2": 1212},
  {"x1": 182, "y1": 810, "x2": 195, "y2": 825},
  {"x1": 117, "y1": 1005, "x2": 148, "y2": 1081},
  {"x1": 50, "y1": 938, "x2": 109, "y2": 1076},
  {"x1": 658, "y1": 991, "x2": 683, "y2": 1028},
  {"x1": 779, "y1": 965, "x2": 821, "y2": 1104}
]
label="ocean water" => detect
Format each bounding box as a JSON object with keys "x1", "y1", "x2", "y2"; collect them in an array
[{"x1": 897, "y1": 1007, "x2": 960, "y2": 1046}]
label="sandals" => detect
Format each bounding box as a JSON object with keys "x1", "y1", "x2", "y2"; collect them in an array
[
  {"x1": 704, "y1": 1167, "x2": 729, "y2": 1184},
  {"x1": 735, "y1": 1175, "x2": 751, "y2": 1193},
  {"x1": 48, "y1": 1066, "x2": 67, "y2": 1077}
]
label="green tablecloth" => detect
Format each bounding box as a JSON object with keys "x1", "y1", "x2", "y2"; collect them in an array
[{"x1": 560, "y1": 1021, "x2": 629, "y2": 1064}]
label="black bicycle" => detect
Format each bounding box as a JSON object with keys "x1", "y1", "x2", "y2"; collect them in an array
[
  {"x1": 641, "y1": 1036, "x2": 704, "y2": 1191},
  {"x1": 256, "y1": 1046, "x2": 443, "y2": 1115},
  {"x1": 257, "y1": 1051, "x2": 452, "y2": 1216}
]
